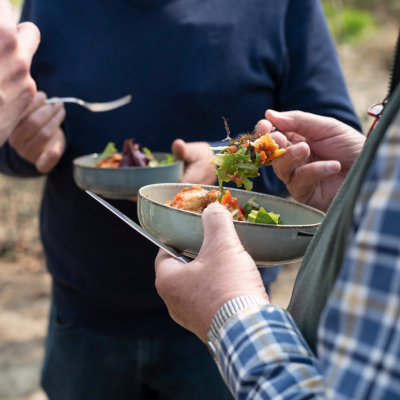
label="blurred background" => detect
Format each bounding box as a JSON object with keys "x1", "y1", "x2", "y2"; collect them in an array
[{"x1": 1, "y1": 1, "x2": 399, "y2": 399}]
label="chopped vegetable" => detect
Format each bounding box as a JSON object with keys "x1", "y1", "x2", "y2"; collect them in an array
[
  {"x1": 210, "y1": 145, "x2": 261, "y2": 195},
  {"x1": 158, "y1": 153, "x2": 175, "y2": 165},
  {"x1": 243, "y1": 196, "x2": 261, "y2": 218},
  {"x1": 142, "y1": 147, "x2": 153, "y2": 158},
  {"x1": 97, "y1": 142, "x2": 118, "y2": 163},
  {"x1": 247, "y1": 207, "x2": 285, "y2": 225},
  {"x1": 119, "y1": 139, "x2": 149, "y2": 167},
  {"x1": 95, "y1": 141, "x2": 175, "y2": 168}
]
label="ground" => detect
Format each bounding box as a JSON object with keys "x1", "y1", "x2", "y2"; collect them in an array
[{"x1": 0, "y1": 17, "x2": 398, "y2": 400}]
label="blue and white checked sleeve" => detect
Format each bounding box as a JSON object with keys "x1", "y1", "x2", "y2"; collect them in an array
[{"x1": 214, "y1": 110, "x2": 400, "y2": 399}]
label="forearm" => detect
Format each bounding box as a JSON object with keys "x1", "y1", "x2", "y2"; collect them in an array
[{"x1": 216, "y1": 305, "x2": 325, "y2": 399}]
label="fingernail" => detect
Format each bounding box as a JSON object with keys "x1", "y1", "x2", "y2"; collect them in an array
[
  {"x1": 327, "y1": 162, "x2": 340, "y2": 172},
  {"x1": 291, "y1": 144, "x2": 302, "y2": 157}
]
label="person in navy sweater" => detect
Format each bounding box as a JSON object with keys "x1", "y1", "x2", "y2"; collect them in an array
[{"x1": 0, "y1": 0, "x2": 361, "y2": 399}]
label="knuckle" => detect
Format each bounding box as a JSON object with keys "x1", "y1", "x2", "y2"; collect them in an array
[
  {"x1": 0, "y1": 27, "x2": 17, "y2": 54},
  {"x1": 47, "y1": 148, "x2": 62, "y2": 163},
  {"x1": 14, "y1": 57, "x2": 30, "y2": 77},
  {"x1": 294, "y1": 167, "x2": 306, "y2": 184},
  {"x1": 20, "y1": 78, "x2": 37, "y2": 105},
  {"x1": 37, "y1": 152, "x2": 60, "y2": 174},
  {"x1": 38, "y1": 128, "x2": 53, "y2": 142},
  {"x1": 28, "y1": 115, "x2": 42, "y2": 131}
]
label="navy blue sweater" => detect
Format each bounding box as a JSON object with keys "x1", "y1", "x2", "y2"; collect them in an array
[{"x1": 0, "y1": 0, "x2": 360, "y2": 336}]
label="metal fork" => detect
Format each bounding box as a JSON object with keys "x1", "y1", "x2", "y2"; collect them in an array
[{"x1": 45, "y1": 94, "x2": 132, "y2": 112}]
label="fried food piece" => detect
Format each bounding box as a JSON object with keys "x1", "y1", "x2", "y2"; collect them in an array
[
  {"x1": 252, "y1": 134, "x2": 286, "y2": 166},
  {"x1": 96, "y1": 153, "x2": 123, "y2": 168},
  {"x1": 165, "y1": 185, "x2": 245, "y2": 221}
]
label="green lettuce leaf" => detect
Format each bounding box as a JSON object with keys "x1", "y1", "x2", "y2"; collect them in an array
[
  {"x1": 158, "y1": 154, "x2": 175, "y2": 165},
  {"x1": 243, "y1": 196, "x2": 261, "y2": 219},
  {"x1": 209, "y1": 145, "x2": 261, "y2": 194},
  {"x1": 142, "y1": 147, "x2": 153, "y2": 158},
  {"x1": 97, "y1": 142, "x2": 118, "y2": 162},
  {"x1": 247, "y1": 207, "x2": 285, "y2": 225}
]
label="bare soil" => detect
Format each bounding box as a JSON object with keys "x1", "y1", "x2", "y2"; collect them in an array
[{"x1": 0, "y1": 21, "x2": 398, "y2": 400}]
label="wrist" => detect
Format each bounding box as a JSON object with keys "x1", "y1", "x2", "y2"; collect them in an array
[{"x1": 206, "y1": 295, "x2": 270, "y2": 362}]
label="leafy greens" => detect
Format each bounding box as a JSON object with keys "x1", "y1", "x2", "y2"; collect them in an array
[
  {"x1": 247, "y1": 207, "x2": 286, "y2": 225},
  {"x1": 97, "y1": 142, "x2": 118, "y2": 162},
  {"x1": 209, "y1": 145, "x2": 261, "y2": 195}
]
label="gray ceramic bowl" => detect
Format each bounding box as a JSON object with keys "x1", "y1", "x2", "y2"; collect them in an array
[
  {"x1": 138, "y1": 183, "x2": 325, "y2": 267},
  {"x1": 73, "y1": 153, "x2": 184, "y2": 199}
]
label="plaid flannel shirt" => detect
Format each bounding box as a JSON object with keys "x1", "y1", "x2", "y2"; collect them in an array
[{"x1": 215, "y1": 109, "x2": 400, "y2": 399}]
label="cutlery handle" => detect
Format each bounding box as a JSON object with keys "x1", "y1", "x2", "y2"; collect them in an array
[
  {"x1": 298, "y1": 231, "x2": 315, "y2": 238},
  {"x1": 45, "y1": 98, "x2": 83, "y2": 105}
]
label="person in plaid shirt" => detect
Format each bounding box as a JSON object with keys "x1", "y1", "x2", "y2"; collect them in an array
[{"x1": 154, "y1": 47, "x2": 400, "y2": 397}]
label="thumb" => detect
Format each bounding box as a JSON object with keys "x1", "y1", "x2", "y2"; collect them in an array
[
  {"x1": 266, "y1": 110, "x2": 337, "y2": 141},
  {"x1": 199, "y1": 203, "x2": 243, "y2": 257},
  {"x1": 16, "y1": 22, "x2": 41, "y2": 65},
  {"x1": 172, "y1": 139, "x2": 186, "y2": 160}
]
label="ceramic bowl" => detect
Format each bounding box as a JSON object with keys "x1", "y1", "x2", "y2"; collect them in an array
[
  {"x1": 73, "y1": 153, "x2": 184, "y2": 199},
  {"x1": 138, "y1": 183, "x2": 325, "y2": 267}
]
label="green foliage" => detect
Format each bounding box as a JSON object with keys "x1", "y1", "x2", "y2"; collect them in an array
[
  {"x1": 323, "y1": 2, "x2": 378, "y2": 45},
  {"x1": 10, "y1": 0, "x2": 23, "y2": 6}
]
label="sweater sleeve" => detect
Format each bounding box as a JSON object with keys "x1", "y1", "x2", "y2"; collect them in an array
[{"x1": 278, "y1": 0, "x2": 361, "y2": 132}]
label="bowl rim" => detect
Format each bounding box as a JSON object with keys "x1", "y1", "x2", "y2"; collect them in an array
[
  {"x1": 138, "y1": 183, "x2": 325, "y2": 229},
  {"x1": 73, "y1": 152, "x2": 184, "y2": 170}
]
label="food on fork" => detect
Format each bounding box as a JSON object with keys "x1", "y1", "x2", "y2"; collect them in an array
[
  {"x1": 95, "y1": 139, "x2": 175, "y2": 168},
  {"x1": 209, "y1": 118, "x2": 286, "y2": 194}
]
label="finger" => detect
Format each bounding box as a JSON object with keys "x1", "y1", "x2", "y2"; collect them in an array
[
  {"x1": 35, "y1": 127, "x2": 66, "y2": 173},
  {"x1": 0, "y1": 0, "x2": 15, "y2": 29},
  {"x1": 15, "y1": 22, "x2": 41, "y2": 65},
  {"x1": 180, "y1": 162, "x2": 216, "y2": 185},
  {"x1": 265, "y1": 110, "x2": 338, "y2": 141},
  {"x1": 272, "y1": 143, "x2": 310, "y2": 184},
  {"x1": 199, "y1": 203, "x2": 243, "y2": 256},
  {"x1": 254, "y1": 120, "x2": 287, "y2": 148},
  {"x1": 19, "y1": 91, "x2": 47, "y2": 121},
  {"x1": 294, "y1": 161, "x2": 341, "y2": 186},
  {"x1": 255, "y1": 119, "x2": 274, "y2": 138},
  {"x1": 172, "y1": 139, "x2": 187, "y2": 160},
  {"x1": 289, "y1": 161, "x2": 341, "y2": 198},
  {"x1": 155, "y1": 248, "x2": 185, "y2": 276},
  {"x1": 270, "y1": 131, "x2": 288, "y2": 149},
  {"x1": 11, "y1": 102, "x2": 64, "y2": 147},
  {"x1": 180, "y1": 163, "x2": 198, "y2": 184},
  {"x1": 27, "y1": 106, "x2": 65, "y2": 154}
]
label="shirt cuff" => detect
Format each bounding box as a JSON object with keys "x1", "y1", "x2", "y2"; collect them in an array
[{"x1": 215, "y1": 305, "x2": 323, "y2": 399}]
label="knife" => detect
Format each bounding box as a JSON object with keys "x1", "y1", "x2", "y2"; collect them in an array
[{"x1": 86, "y1": 191, "x2": 192, "y2": 264}]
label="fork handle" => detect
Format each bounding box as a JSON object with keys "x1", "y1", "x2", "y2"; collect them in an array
[{"x1": 45, "y1": 98, "x2": 83, "y2": 105}]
